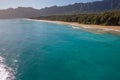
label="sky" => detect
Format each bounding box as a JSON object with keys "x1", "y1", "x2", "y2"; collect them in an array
[{"x1": 0, "y1": 0, "x2": 102, "y2": 9}]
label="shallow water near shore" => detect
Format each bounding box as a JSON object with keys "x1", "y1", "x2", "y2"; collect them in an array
[{"x1": 0, "y1": 19, "x2": 120, "y2": 80}]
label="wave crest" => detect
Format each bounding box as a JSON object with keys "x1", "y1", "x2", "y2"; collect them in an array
[{"x1": 0, "y1": 56, "x2": 15, "y2": 80}]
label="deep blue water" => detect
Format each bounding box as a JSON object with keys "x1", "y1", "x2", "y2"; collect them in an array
[{"x1": 0, "y1": 19, "x2": 120, "y2": 80}]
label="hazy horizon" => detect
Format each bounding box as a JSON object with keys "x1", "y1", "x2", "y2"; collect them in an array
[{"x1": 0, "y1": 0, "x2": 102, "y2": 9}]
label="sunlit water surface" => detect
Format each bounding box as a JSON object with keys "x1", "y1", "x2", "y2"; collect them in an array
[{"x1": 0, "y1": 19, "x2": 120, "y2": 80}]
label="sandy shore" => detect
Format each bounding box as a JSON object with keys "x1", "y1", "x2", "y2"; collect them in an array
[{"x1": 27, "y1": 19, "x2": 120, "y2": 35}]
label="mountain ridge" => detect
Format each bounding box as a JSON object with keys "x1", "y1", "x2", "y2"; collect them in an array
[{"x1": 0, "y1": 0, "x2": 119, "y2": 19}]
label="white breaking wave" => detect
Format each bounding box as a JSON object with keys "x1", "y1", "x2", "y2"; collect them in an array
[
  {"x1": 71, "y1": 26, "x2": 82, "y2": 29},
  {"x1": 0, "y1": 56, "x2": 15, "y2": 80}
]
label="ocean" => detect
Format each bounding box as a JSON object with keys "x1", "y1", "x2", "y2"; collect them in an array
[{"x1": 0, "y1": 19, "x2": 120, "y2": 80}]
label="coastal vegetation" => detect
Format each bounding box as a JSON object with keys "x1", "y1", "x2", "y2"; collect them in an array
[{"x1": 31, "y1": 11, "x2": 120, "y2": 26}]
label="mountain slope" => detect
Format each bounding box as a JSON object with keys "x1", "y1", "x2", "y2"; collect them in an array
[
  {"x1": 0, "y1": 0, "x2": 119, "y2": 19},
  {"x1": 38, "y1": 0, "x2": 120, "y2": 15}
]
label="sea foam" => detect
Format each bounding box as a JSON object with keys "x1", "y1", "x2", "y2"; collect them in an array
[
  {"x1": 0, "y1": 56, "x2": 15, "y2": 80},
  {"x1": 71, "y1": 26, "x2": 81, "y2": 29}
]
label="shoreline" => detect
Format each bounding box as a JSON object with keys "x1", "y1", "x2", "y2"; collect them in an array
[{"x1": 27, "y1": 19, "x2": 120, "y2": 35}]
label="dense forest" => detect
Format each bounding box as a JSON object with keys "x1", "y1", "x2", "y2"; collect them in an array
[{"x1": 31, "y1": 11, "x2": 120, "y2": 26}]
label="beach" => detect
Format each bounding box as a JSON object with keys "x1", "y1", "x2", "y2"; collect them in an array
[{"x1": 28, "y1": 19, "x2": 120, "y2": 35}]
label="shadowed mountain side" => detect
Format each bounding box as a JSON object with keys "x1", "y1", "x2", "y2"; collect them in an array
[
  {"x1": 0, "y1": 7, "x2": 40, "y2": 19},
  {"x1": 0, "y1": 0, "x2": 119, "y2": 19}
]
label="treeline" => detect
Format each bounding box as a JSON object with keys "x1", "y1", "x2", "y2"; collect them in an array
[{"x1": 31, "y1": 11, "x2": 120, "y2": 26}]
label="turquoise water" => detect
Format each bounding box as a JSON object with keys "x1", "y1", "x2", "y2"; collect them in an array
[{"x1": 0, "y1": 19, "x2": 120, "y2": 80}]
